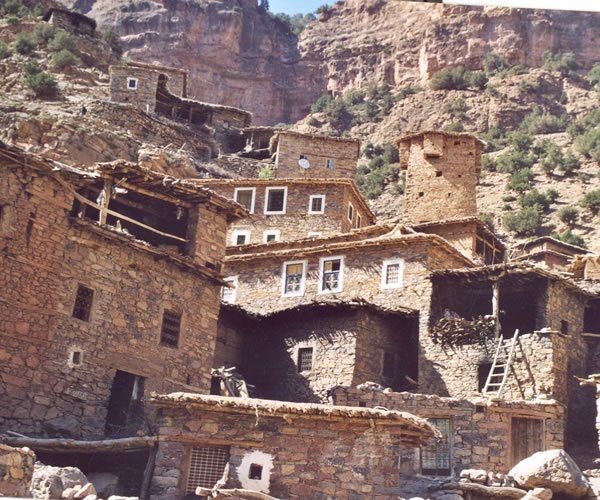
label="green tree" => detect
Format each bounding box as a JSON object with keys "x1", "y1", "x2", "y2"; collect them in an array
[
  {"x1": 507, "y1": 168, "x2": 534, "y2": 192},
  {"x1": 25, "y1": 71, "x2": 58, "y2": 98},
  {"x1": 0, "y1": 41, "x2": 11, "y2": 60},
  {"x1": 483, "y1": 52, "x2": 510, "y2": 76},
  {"x1": 503, "y1": 207, "x2": 542, "y2": 236},
  {"x1": 543, "y1": 51, "x2": 577, "y2": 77},
  {"x1": 552, "y1": 230, "x2": 586, "y2": 248},
  {"x1": 51, "y1": 49, "x2": 81, "y2": 70},
  {"x1": 102, "y1": 30, "x2": 123, "y2": 59},
  {"x1": 557, "y1": 206, "x2": 579, "y2": 227},
  {"x1": 588, "y1": 63, "x2": 600, "y2": 88},
  {"x1": 581, "y1": 190, "x2": 600, "y2": 214},
  {"x1": 14, "y1": 32, "x2": 36, "y2": 55},
  {"x1": 311, "y1": 95, "x2": 333, "y2": 113},
  {"x1": 48, "y1": 31, "x2": 76, "y2": 52}
]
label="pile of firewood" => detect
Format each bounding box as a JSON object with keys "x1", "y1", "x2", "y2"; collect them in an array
[{"x1": 431, "y1": 315, "x2": 495, "y2": 348}]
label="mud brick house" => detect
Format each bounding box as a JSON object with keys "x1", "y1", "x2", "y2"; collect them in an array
[
  {"x1": 512, "y1": 236, "x2": 592, "y2": 270},
  {"x1": 42, "y1": 8, "x2": 97, "y2": 37},
  {"x1": 274, "y1": 131, "x2": 360, "y2": 179},
  {"x1": 0, "y1": 142, "x2": 245, "y2": 441},
  {"x1": 192, "y1": 177, "x2": 375, "y2": 244},
  {"x1": 334, "y1": 387, "x2": 564, "y2": 480},
  {"x1": 149, "y1": 393, "x2": 436, "y2": 499},
  {"x1": 109, "y1": 62, "x2": 251, "y2": 136}
]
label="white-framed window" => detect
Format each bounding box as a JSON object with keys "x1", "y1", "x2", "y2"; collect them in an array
[
  {"x1": 281, "y1": 260, "x2": 307, "y2": 297},
  {"x1": 127, "y1": 77, "x2": 138, "y2": 90},
  {"x1": 381, "y1": 259, "x2": 404, "y2": 289},
  {"x1": 232, "y1": 230, "x2": 251, "y2": 246},
  {"x1": 326, "y1": 159, "x2": 335, "y2": 169},
  {"x1": 297, "y1": 347, "x2": 314, "y2": 372},
  {"x1": 221, "y1": 276, "x2": 238, "y2": 304},
  {"x1": 264, "y1": 187, "x2": 288, "y2": 215},
  {"x1": 319, "y1": 256, "x2": 344, "y2": 293},
  {"x1": 356, "y1": 214, "x2": 362, "y2": 228},
  {"x1": 308, "y1": 195, "x2": 326, "y2": 214},
  {"x1": 234, "y1": 187, "x2": 256, "y2": 213},
  {"x1": 263, "y1": 230, "x2": 280, "y2": 243},
  {"x1": 308, "y1": 232, "x2": 322, "y2": 238},
  {"x1": 347, "y1": 203, "x2": 354, "y2": 223}
]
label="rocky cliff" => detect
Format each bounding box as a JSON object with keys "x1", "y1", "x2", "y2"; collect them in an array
[{"x1": 61, "y1": 0, "x2": 323, "y2": 125}]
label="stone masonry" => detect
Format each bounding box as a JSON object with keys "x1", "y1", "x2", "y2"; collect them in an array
[{"x1": 0, "y1": 444, "x2": 35, "y2": 497}]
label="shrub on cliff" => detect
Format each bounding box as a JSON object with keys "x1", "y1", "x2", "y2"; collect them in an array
[
  {"x1": 26, "y1": 71, "x2": 58, "y2": 98},
  {"x1": 552, "y1": 230, "x2": 586, "y2": 248},
  {"x1": 0, "y1": 42, "x2": 12, "y2": 60},
  {"x1": 521, "y1": 189, "x2": 554, "y2": 212},
  {"x1": 52, "y1": 49, "x2": 81, "y2": 70},
  {"x1": 588, "y1": 63, "x2": 600, "y2": 89},
  {"x1": 430, "y1": 66, "x2": 470, "y2": 90},
  {"x1": 14, "y1": 32, "x2": 36, "y2": 55},
  {"x1": 557, "y1": 206, "x2": 579, "y2": 226},
  {"x1": 102, "y1": 30, "x2": 124, "y2": 59},
  {"x1": 356, "y1": 143, "x2": 400, "y2": 199},
  {"x1": 483, "y1": 52, "x2": 510, "y2": 76},
  {"x1": 33, "y1": 24, "x2": 56, "y2": 47},
  {"x1": 311, "y1": 95, "x2": 333, "y2": 113},
  {"x1": 442, "y1": 97, "x2": 468, "y2": 118},
  {"x1": 543, "y1": 51, "x2": 577, "y2": 77},
  {"x1": 507, "y1": 168, "x2": 534, "y2": 192},
  {"x1": 581, "y1": 190, "x2": 600, "y2": 214},
  {"x1": 503, "y1": 207, "x2": 542, "y2": 236},
  {"x1": 48, "y1": 30, "x2": 76, "y2": 53}
]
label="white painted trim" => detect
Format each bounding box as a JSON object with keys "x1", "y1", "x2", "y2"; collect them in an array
[
  {"x1": 381, "y1": 258, "x2": 404, "y2": 290},
  {"x1": 237, "y1": 450, "x2": 275, "y2": 494},
  {"x1": 318, "y1": 255, "x2": 344, "y2": 294},
  {"x1": 127, "y1": 77, "x2": 138, "y2": 90},
  {"x1": 232, "y1": 229, "x2": 251, "y2": 246},
  {"x1": 281, "y1": 260, "x2": 307, "y2": 297},
  {"x1": 221, "y1": 276, "x2": 238, "y2": 304},
  {"x1": 234, "y1": 187, "x2": 256, "y2": 214},
  {"x1": 263, "y1": 229, "x2": 281, "y2": 243},
  {"x1": 347, "y1": 202, "x2": 354, "y2": 223},
  {"x1": 264, "y1": 186, "x2": 288, "y2": 215},
  {"x1": 356, "y1": 213, "x2": 362, "y2": 229},
  {"x1": 308, "y1": 194, "x2": 326, "y2": 214}
]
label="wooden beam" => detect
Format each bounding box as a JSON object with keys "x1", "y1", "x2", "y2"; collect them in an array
[
  {"x1": 492, "y1": 280, "x2": 501, "y2": 338},
  {"x1": 140, "y1": 444, "x2": 158, "y2": 500},
  {"x1": 1, "y1": 435, "x2": 158, "y2": 453},
  {"x1": 98, "y1": 179, "x2": 112, "y2": 225},
  {"x1": 195, "y1": 487, "x2": 281, "y2": 499}
]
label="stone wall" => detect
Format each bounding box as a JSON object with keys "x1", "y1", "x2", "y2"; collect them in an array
[
  {"x1": 151, "y1": 397, "x2": 423, "y2": 499},
  {"x1": 0, "y1": 166, "x2": 227, "y2": 438},
  {"x1": 220, "y1": 306, "x2": 416, "y2": 402},
  {"x1": 198, "y1": 180, "x2": 373, "y2": 244},
  {"x1": 333, "y1": 387, "x2": 565, "y2": 475},
  {"x1": 400, "y1": 132, "x2": 482, "y2": 224},
  {"x1": 0, "y1": 444, "x2": 35, "y2": 497},
  {"x1": 275, "y1": 133, "x2": 359, "y2": 179},
  {"x1": 109, "y1": 66, "x2": 159, "y2": 113}
]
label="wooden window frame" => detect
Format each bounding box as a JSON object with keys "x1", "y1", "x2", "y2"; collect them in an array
[
  {"x1": 281, "y1": 260, "x2": 307, "y2": 297},
  {"x1": 160, "y1": 309, "x2": 182, "y2": 348},
  {"x1": 319, "y1": 256, "x2": 344, "y2": 294},
  {"x1": 233, "y1": 187, "x2": 256, "y2": 214},
  {"x1": 297, "y1": 346, "x2": 314, "y2": 373}
]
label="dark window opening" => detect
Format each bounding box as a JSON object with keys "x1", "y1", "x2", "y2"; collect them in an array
[
  {"x1": 560, "y1": 320, "x2": 569, "y2": 335},
  {"x1": 71, "y1": 351, "x2": 82, "y2": 366},
  {"x1": 266, "y1": 189, "x2": 286, "y2": 213},
  {"x1": 421, "y1": 418, "x2": 451, "y2": 476},
  {"x1": 265, "y1": 233, "x2": 277, "y2": 243},
  {"x1": 160, "y1": 310, "x2": 181, "y2": 348},
  {"x1": 235, "y1": 189, "x2": 254, "y2": 212},
  {"x1": 249, "y1": 464, "x2": 263, "y2": 480},
  {"x1": 500, "y1": 288, "x2": 541, "y2": 338},
  {"x1": 299, "y1": 154, "x2": 308, "y2": 160},
  {"x1": 236, "y1": 233, "x2": 248, "y2": 245},
  {"x1": 71, "y1": 185, "x2": 190, "y2": 255},
  {"x1": 186, "y1": 447, "x2": 230, "y2": 494},
  {"x1": 584, "y1": 300, "x2": 600, "y2": 333},
  {"x1": 475, "y1": 405, "x2": 485, "y2": 413},
  {"x1": 436, "y1": 171, "x2": 443, "y2": 177},
  {"x1": 105, "y1": 370, "x2": 145, "y2": 437},
  {"x1": 476, "y1": 227, "x2": 504, "y2": 265},
  {"x1": 310, "y1": 196, "x2": 324, "y2": 213},
  {"x1": 454, "y1": 141, "x2": 460, "y2": 145},
  {"x1": 418, "y1": 192, "x2": 424, "y2": 198},
  {"x1": 72, "y1": 284, "x2": 94, "y2": 322},
  {"x1": 478, "y1": 362, "x2": 492, "y2": 392},
  {"x1": 382, "y1": 351, "x2": 395, "y2": 379},
  {"x1": 298, "y1": 347, "x2": 313, "y2": 372},
  {"x1": 358, "y1": 401, "x2": 366, "y2": 407}
]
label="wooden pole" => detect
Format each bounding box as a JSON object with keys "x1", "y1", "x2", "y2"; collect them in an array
[
  {"x1": 140, "y1": 443, "x2": 158, "y2": 500},
  {"x1": 492, "y1": 280, "x2": 501, "y2": 338},
  {"x1": 98, "y1": 179, "x2": 112, "y2": 226},
  {"x1": 1, "y1": 434, "x2": 157, "y2": 453}
]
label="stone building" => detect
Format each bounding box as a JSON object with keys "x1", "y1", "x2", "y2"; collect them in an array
[
  {"x1": 149, "y1": 393, "x2": 436, "y2": 499},
  {"x1": 0, "y1": 142, "x2": 245, "y2": 440},
  {"x1": 513, "y1": 236, "x2": 591, "y2": 270},
  {"x1": 192, "y1": 178, "x2": 375, "y2": 244},
  {"x1": 42, "y1": 8, "x2": 97, "y2": 37},
  {"x1": 274, "y1": 131, "x2": 360, "y2": 179}
]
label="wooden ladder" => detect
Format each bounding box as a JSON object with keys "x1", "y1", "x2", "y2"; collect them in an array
[{"x1": 483, "y1": 329, "x2": 520, "y2": 397}]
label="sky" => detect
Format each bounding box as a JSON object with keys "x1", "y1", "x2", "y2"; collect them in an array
[{"x1": 268, "y1": 0, "x2": 600, "y2": 15}]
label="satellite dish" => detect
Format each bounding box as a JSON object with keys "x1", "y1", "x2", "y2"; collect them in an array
[{"x1": 298, "y1": 158, "x2": 310, "y2": 169}]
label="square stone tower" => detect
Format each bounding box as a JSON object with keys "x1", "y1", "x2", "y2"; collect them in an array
[{"x1": 398, "y1": 131, "x2": 484, "y2": 224}]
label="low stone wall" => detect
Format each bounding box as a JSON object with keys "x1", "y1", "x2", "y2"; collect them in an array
[
  {"x1": 333, "y1": 387, "x2": 565, "y2": 476},
  {"x1": 0, "y1": 444, "x2": 36, "y2": 497}
]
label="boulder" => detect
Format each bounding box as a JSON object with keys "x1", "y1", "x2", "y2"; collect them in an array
[
  {"x1": 42, "y1": 416, "x2": 82, "y2": 438},
  {"x1": 87, "y1": 472, "x2": 119, "y2": 498},
  {"x1": 31, "y1": 463, "x2": 89, "y2": 500},
  {"x1": 460, "y1": 469, "x2": 488, "y2": 484},
  {"x1": 509, "y1": 450, "x2": 591, "y2": 497},
  {"x1": 74, "y1": 482, "x2": 97, "y2": 498}
]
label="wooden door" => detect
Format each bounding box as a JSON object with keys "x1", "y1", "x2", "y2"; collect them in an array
[{"x1": 511, "y1": 417, "x2": 543, "y2": 466}]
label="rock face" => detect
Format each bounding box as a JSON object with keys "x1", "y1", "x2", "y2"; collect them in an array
[
  {"x1": 509, "y1": 449, "x2": 591, "y2": 498},
  {"x1": 62, "y1": 0, "x2": 322, "y2": 125},
  {"x1": 30, "y1": 463, "x2": 90, "y2": 500}
]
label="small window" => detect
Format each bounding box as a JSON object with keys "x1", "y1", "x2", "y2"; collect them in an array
[
  {"x1": 68, "y1": 349, "x2": 83, "y2": 368},
  {"x1": 72, "y1": 284, "x2": 94, "y2": 322},
  {"x1": 356, "y1": 214, "x2": 362, "y2": 228},
  {"x1": 221, "y1": 277, "x2": 238, "y2": 304},
  {"x1": 320, "y1": 256, "x2": 344, "y2": 293},
  {"x1": 436, "y1": 171, "x2": 443, "y2": 177},
  {"x1": 326, "y1": 159, "x2": 335, "y2": 169},
  {"x1": 381, "y1": 259, "x2": 403, "y2": 289},
  {"x1": 265, "y1": 187, "x2": 287, "y2": 215},
  {"x1": 298, "y1": 347, "x2": 313, "y2": 372},
  {"x1": 418, "y1": 192, "x2": 424, "y2": 198},
  {"x1": 308, "y1": 232, "x2": 322, "y2": 238},
  {"x1": 234, "y1": 188, "x2": 256, "y2": 213},
  {"x1": 421, "y1": 418, "x2": 451, "y2": 476},
  {"x1": 299, "y1": 154, "x2": 308, "y2": 160},
  {"x1": 308, "y1": 195, "x2": 325, "y2": 214},
  {"x1": 382, "y1": 351, "x2": 395, "y2": 379},
  {"x1": 263, "y1": 230, "x2": 280, "y2": 243},
  {"x1": 249, "y1": 464, "x2": 263, "y2": 480},
  {"x1": 347, "y1": 203, "x2": 354, "y2": 223},
  {"x1": 127, "y1": 77, "x2": 138, "y2": 90},
  {"x1": 160, "y1": 310, "x2": 181, "y2": 348},
  {"x1": 232, "y1": 230, "x2": 251, "y2": 246},
  {"x1": 560, "y1": 320, "x2": 569, "y2": 335},
  {"x1": 282, "y1": 261, "x2": 306, "y2": 297},
  {"x1": 186, "y1": 447, "x2": 230, "y2": 494}
]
